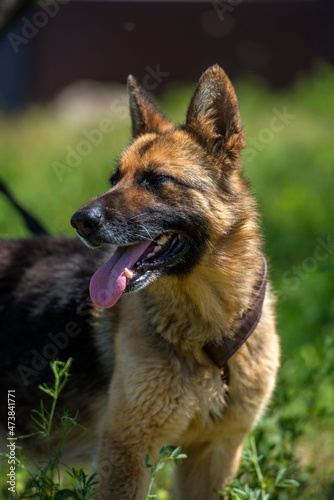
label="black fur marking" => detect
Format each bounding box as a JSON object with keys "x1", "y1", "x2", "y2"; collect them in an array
[
  {"x1": 138, "y1": 206, "x2": 210, "y2": 276},
  {"x1": 109, "y1": 168, "x2": 122, "y2": 187},
  {"x1": 0, "y1": 237, "x2": 111, "y2": 432},
  {"x1": 137, "y1": 138, "x2": 158, "y2": 156},
  {"x1": 136, "y1": 164, "x2": 198, "y2": 195}
]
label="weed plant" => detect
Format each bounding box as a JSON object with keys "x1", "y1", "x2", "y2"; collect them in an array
[{"x1": 1, "y1": 360, "x2": 98, "y2": 499}]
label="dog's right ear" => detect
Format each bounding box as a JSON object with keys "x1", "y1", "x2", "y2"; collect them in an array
[
  {"x1": 185, "y1": 65, "x2": 244, "y2": 166},
  {"x1": 127, "y1": 76, "x2": 174, "y2": 138}
]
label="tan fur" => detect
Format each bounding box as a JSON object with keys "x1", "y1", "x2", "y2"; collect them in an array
[{"x1": 77, "y1": 66, "x2": 281, "y2": 499}]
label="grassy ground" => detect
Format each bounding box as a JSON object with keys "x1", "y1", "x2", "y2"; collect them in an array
[{"x1": 0, "y1": 62, "x2": 333, "y2": 498}]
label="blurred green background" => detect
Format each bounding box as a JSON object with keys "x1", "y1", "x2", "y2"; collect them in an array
[{"x1": 0, "y1": 62, "x2": 333, "y2": 497}]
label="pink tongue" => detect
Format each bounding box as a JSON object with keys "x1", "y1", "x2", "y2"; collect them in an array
[{"x1": 89, "y1": 240, "x2": 153, "y2": 308}]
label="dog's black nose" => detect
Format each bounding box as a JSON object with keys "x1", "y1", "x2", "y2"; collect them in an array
[{"x1": 71, "y1": 207, "x2": 102, "y2": 238}]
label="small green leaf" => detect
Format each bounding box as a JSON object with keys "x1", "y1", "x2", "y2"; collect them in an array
[
  {"x1": 144, "y1": 453, "x2": 152, "y2": 468},
  {"x1": 170, "y1": 446, "x2": 182, "y2": 458},
  {"x1": 275, "y1": 466, "x2": 287, "y2": 485},
  {"x1": 277, "y1": 479, "x2": 300, "y2": 488},
  {"x1": 233, "y1": 488, "x2": 248, "y2": 498},
  {"x1": 155, "y1": 462, "x2": 165, "y2": 472},
  {"x1": 38, "y1": 382, "x2": 56, "y2": 398}
]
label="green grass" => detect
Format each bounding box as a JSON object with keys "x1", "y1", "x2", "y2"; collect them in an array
[
  {"x1": 1, "y1": 360, "x2": 98, "y2": 499},
  {"x1": 0, "y1": 62, "x2": 333, "y2": 498}
]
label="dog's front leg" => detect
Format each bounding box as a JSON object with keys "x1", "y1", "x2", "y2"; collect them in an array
[
  {"x1": 93, "y1": 364, "x2": 188, "y2": 500},
  {"x1": 174, "y1": 434, "x2": 244, "y2": 500},
  {"x1": 94, "y1": 431, "x2": 150, "y2": 500},
  {"x1": 94, "y1": 386, "x2": 152, "y2": 500}
]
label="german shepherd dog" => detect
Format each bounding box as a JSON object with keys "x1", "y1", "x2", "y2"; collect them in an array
[{"x1": 0, "y1": 66, "x2": 280, "y2": 499}]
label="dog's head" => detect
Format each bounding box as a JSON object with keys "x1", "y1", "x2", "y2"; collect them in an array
[{"x1": 71, "y1": 65, "x2": 249, "y2": 308}]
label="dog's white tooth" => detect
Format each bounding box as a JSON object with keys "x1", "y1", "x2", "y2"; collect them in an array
[
  {"x1": 157, "y1": 235, "x2": 169, "y2": 245},
  {"x1": 147, "y1": 252, "x2": 155, "y2": 258},
  {"x1": 124, "y1": 267, "x2": 133, "y2": 279},
  {"x1": 154, "y1": 245, "x2": 162, "y2": 253}
]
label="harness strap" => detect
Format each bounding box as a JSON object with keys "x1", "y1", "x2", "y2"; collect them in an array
[{"x1": 204, "y1": 258, "x2": 267, "y2": 370}]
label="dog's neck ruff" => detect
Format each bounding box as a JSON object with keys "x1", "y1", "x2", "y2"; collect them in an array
[{"x1": 204, "y1": 257, "x2": 268, "y2": 369}]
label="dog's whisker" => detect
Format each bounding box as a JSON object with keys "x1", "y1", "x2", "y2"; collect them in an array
[
  {"x1": 129, "y1": 213, "x2": 147, "y2": 221},
  {"x1": 138, "y1": 224, "x2": 155, "y2": 241},
  {"x1": 206, "y1": 238, "x2": 222, "y2": 256}
]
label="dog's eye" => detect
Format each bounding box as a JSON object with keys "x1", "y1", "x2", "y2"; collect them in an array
[
  {"x1": 141, "y1": 173, "x2": 173, "y2": 190},
  {"x1": 149, "y1": 174, "x2": 169, "y2": 186},
  {"x1": 109, "y1": 171, "x2": 120, "y2": 187}
]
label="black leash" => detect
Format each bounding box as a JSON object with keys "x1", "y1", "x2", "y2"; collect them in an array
[{"x1": 0, "y1": 179, "x2": 48, "y2": 236}]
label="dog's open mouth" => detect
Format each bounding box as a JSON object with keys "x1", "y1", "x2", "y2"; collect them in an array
[{"x1": 89, "y1": 233, "x2": 189, "y2": 308}]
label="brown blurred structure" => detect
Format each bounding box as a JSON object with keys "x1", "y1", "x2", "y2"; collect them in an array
[{"x1": 0, "y1": 0, "x2": 333, "y2": 108}]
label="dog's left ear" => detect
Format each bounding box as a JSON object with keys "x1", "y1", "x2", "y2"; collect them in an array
[
  {"x1": 185, "y1": 65, "x2": 244, "y2": 165},
  {"x1": 128, "y1": 76, "x2": 174, "y2": 138}
]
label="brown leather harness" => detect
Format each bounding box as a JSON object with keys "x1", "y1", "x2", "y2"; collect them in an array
[{"x1": 203, "y1": 258, "x2": 268, "y2": 380}]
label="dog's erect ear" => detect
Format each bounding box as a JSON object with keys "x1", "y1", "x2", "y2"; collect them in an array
[
  {"x1": 127, "y1": 76, "x2": 174, "y2": 138},
  {"x1": 185, "y1": 65, "x2": 244, "y2": 165}
]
